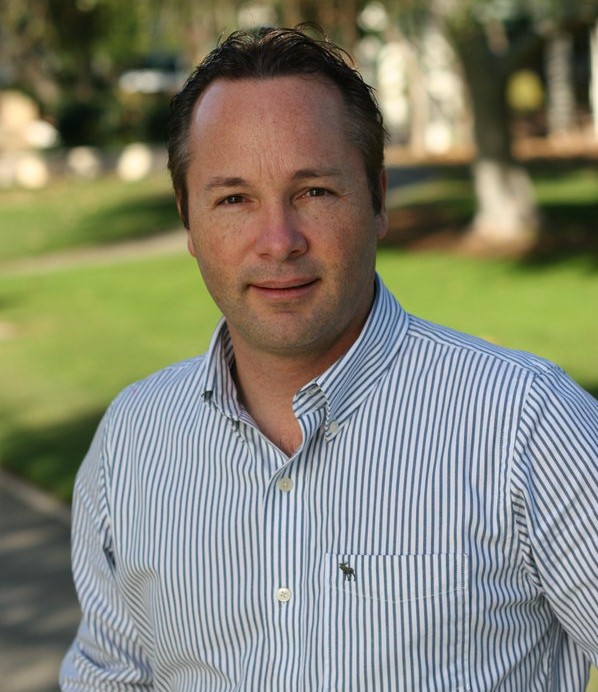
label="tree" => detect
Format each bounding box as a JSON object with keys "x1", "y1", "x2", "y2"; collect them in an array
[
  {"x1": 545, "y1": 32, "x2": 576, "y2": 136},
  {"x1": 386, "y1": 0, "x2": 597, "y2": 252},
  {"x1": 0, "y1": 1, "x2": 177, "y2": 145},
  {"x1": 0, "y1": 0, "x2": 60, "y2": 105}
]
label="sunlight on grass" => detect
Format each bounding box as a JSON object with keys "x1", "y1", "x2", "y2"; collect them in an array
[
  {"x1": 0, "y1": 253, "x2": 213, "y2": 427},
  {"x1": 377, "y1": 249, "x2": 598, "y2": 388}
]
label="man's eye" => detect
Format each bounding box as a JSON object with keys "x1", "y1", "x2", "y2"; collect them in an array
[
  {"x1": 305, "y1": 187, "x2": 329, "y2": 198},
  {"x1": 219, "y1": 195, "x2": 245, "y2": 205}
]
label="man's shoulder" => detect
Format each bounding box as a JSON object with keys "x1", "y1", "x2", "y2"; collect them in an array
[
  {"x1": 405, "y1": 313, "x2": 560, "y2": 382},
  {"x1": 108, "y1": 353, "x2": 209, "y2": 420}
]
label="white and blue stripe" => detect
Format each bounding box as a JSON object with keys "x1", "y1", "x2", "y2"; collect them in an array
[{"x1": 61, "y1": 276, "x2": 598, "y2": 690}]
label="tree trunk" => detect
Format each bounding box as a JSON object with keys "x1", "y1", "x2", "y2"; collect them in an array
[
  {"x1": 451, "y1": 25, "x2": 540, "y2": 252},
  {"x1": 331, "y1": 0, "x2": 359, "y2": 53},
  {"x1": 406, "y1": 40, "x2": 429, "y2": 156},
  {"x1": 470, "y1": 159, "x2": 538, "y2": 249},
  {"x1": 546, "y1": 33, "x2": 576, "y2": 137}
]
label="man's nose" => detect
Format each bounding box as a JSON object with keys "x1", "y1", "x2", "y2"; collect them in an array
[{"x1": 253, "y1": 202, "x2": 308, "y2": 261}]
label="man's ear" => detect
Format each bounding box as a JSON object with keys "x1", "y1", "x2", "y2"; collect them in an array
[
  {"x1": 176, "y1": 194, "x2": 197, "y2": 258},
  {"x1": 175, "y1": 193, "x2": 190, "y2": 231},
  {"x1": 376, "y1": 168, "x2": 388, "y2": 241},
  {"x1": 186, "y1": 232, "x2": 198, "y2": 258}
]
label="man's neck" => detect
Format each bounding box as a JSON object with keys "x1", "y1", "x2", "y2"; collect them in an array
[
  {"x1": 231, "y1": 348, "x2": 332, "y2": 456},
  {"x1": 225, "y1": 283, "x2": 377, "y2": 454}
]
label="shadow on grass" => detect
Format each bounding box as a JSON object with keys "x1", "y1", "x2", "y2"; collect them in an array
[
  {"x1": 78, "y1": 192, "x2": 180, "y2": 247},
  {"x1": 384, "y1": 160, "x2": 597, "y2": 267},
  {"x1": 521, "y1": 201, "x2": 598, "y2": 270},
  {"x1": 526, "y1": 157, "x2": 597, "y2": 178},
  {"x1": 582, "y1": 384, "x2": 598, "y2": 402},
  {"x1": 1, "y1": 410, "x2": 105, "y2": 503},
  {"x1": 384, "y1": 163, "x2": 473, "y2": 248}
]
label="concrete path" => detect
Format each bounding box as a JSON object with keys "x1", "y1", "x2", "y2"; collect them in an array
[
  {"x1": 1, "y1": 228, "x2": 187, "y2": 278},
  {"x1": 0, "y1": 470, "x2": 79, "y2": 692}
]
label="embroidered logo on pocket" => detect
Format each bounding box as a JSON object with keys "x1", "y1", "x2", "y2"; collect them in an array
[{"x1": 339, "y1": 562, "x2": 356, "y2": 582}]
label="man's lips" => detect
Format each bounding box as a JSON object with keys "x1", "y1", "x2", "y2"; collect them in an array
[
  {"x1": 249, "y1": 278, "x2": 319, "y2": 298},
  {"x1": 251, "y1": 278, "x2": 317, "y2": 290}
]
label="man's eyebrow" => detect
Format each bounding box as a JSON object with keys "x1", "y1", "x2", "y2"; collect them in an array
[
  {"x1": 204, "y1": 169, "x2": 342, "y2": 192},
  {"x1": 204, "y1": 176, "x2": 248, "y2": 191},
  {"x1": 292, "y1": 168, "x2": 341, "y2": 180}
]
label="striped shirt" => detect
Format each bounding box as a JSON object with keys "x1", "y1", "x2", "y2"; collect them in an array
[{"x1": 61, "y1": 276, "x2": 598, "y2": 691}]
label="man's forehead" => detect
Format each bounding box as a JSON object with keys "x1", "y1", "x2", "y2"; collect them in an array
[
  {"x1": 184, "y1": 74, "x2": 364, "y2": 183},
  {"x1": 191, "y1": 74, "x2": 345, "y2": 122}
]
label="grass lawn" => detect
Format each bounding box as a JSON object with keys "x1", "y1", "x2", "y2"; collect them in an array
[{"x1": 0, "y1": 171, "x2": 179, "y2": 261}]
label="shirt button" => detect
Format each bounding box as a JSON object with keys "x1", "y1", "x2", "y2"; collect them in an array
[
  {"x1": 276, "y1": 477, "x2": 294, "y2": 492},
  {"x1": 328, "y1": 420, "x2": 339, "y2": 434},
  {"x1": 277, "y1": 587, "x2": 292, "y2": 603}
]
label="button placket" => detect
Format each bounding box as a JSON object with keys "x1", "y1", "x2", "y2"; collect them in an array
[
  {"x1": 263, "y1": 463, "x2": 297, "y2": 612},
  {"x1": 272, "y1": 471, "x2": 294, "y2": 605}
]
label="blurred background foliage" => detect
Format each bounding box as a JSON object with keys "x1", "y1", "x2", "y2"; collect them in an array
[
  {"x1": 1, "y1": 0, "x2": 597, "y2": 142},
  {"x1": 1, "y1": 0, "x2": 597, "y2": 249}
]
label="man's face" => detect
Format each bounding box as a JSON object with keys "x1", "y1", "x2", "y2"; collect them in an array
[{"x1": 184, "y1": 76, "x2": 387, "y2": 364}]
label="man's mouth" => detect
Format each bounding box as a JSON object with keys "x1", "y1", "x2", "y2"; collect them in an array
[{"x1": 250, "y1": 278, "x2": 319, "y2": 298}]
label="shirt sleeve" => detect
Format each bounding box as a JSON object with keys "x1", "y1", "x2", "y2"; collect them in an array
[
  {"x1": 511, "y1": 364, "x2": 598, "y2": 662},
  {"x1": 60, "y1": 405, "x2": 154, "y2": 690}
]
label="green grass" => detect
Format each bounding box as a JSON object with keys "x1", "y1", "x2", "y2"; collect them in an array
[
  {"x1": 0, "y1": 171, "x2": 180, "y2": 261},
  {"x1": 0, "y1": 253, "x2": 214, "y2": 499},
  {"x1": 379, "y1": 250, "x2": 598, "y2": 389},
  {"x1": 0, "y1": 248, "x2": 596, "y2": 501}
]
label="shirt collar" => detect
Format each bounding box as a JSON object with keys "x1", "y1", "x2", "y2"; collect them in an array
[
  {"x1": 201, "y1": 318, "x2": 242, "y2": 420},
  {"x1": 200, "y1": 275, "x2": 409, "y2": 423},
  {"x1": 300, "y1": 275, "x2": 408, "y2": 424}
]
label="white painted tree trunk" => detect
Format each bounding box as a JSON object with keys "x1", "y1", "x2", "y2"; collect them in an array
[
  {"x1": 448, "y1": 24, "x2": 540, "y2": 252},
  {"x1": 470, "y1": 158, "x2": 539, "y2": 251}
]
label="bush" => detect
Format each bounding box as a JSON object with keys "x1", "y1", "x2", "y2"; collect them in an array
[
  {"x1": 56, "y1": 91, "x2": 172, "y2": 148},
  {"x1": 57, "y1": 95, "x2": 120, "y2": 147}
]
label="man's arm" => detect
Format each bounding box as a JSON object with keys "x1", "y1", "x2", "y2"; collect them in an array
[
  {"x1": 511, "y1": 364, "x2": 598, "y2": 660},
  {"x1": 60, "y1": 408, "x2": 153, "y2": 690}
]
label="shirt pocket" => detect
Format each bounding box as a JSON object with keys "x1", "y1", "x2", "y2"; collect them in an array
[{"x1": 323, "y1": 552, "x2": 470, "y2": 691}]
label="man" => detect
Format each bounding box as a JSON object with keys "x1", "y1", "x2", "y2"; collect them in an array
[{"x1": 61, "y1": 27, "x2": 598, "y2": 690}]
